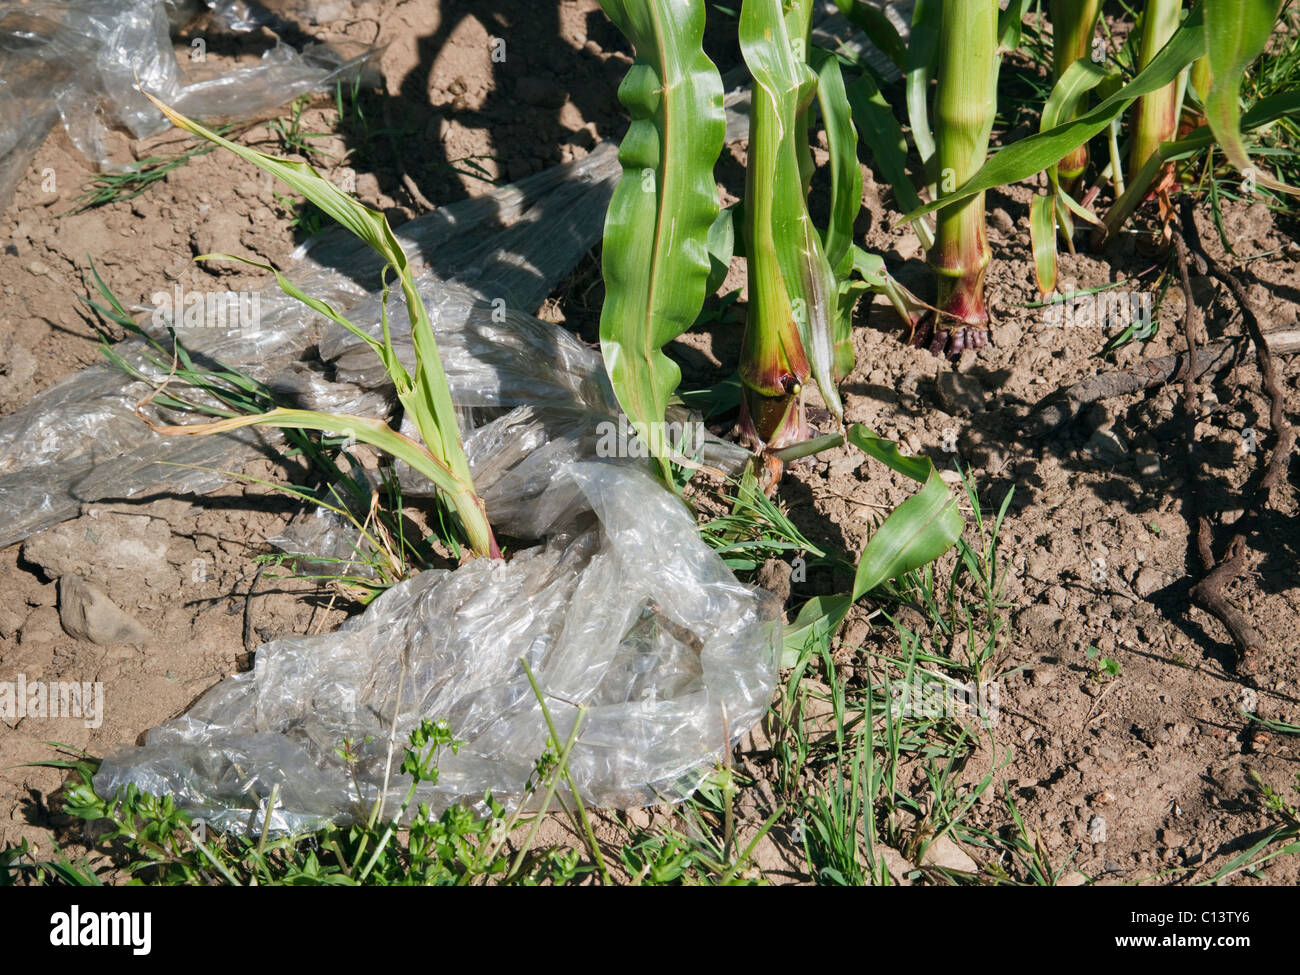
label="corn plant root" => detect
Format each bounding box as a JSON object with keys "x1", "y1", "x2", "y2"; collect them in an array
[
  {"x1": 1176, "y1": 198, "x2": 1297, "y2": 679},
  {"x1": 1021, "y1": 329, "x2": 1300, "y2": 436},
  {"x1": 906, "y1": 314, "x2": 990, "y2": 360}
]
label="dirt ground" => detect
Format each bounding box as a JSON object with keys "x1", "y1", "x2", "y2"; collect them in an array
[{"x1": 1, "y1": 0, "x2": 1298, "y2": 884}]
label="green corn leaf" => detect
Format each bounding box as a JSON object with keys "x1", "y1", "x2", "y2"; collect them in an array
[
  {"x1": 1203, "y1": 0, "x2": 1296, "y2": 193},
  {"x1": 705, "y1": 205, "x2": 736, "y2": 296},
  {"x1": 1056, "y1": 180, "x2": 1102, "y2": 227},
  {"x1": 845, "y1": 423, "x2": 936, "y2": 483},
  {"x1": 902, "y1": 1, "x2": 1207, "y2": 223},
  {"x1": 998, "y1": 0, "x2": 1034, "y2": 51},
  {"x1": 783, "y1": 426, "x2": 963, "y2": 645},
  {"x1": 833, "y1": 0, "x2": 907, "y2": 70},
  {"x1": 783, "y1": 593, "x2": 853, "y2": 664},
  {"x1": 842, "y1": 425, "x2": 963, "y2": 602},
  {"x1": 906, "y1": 0, "x2": 940, "y2": 190},
  {"x1": 813, "y1": 47, "x2": 864, "y2": 379},
  {"x1": 597, "y1": 0, "x2": 726, "y2": 471},
  {"x1": 850, "y1": 464, "x2": 963, "y2": 602},
  {"x1": 1029, "y1": 192, "x2": 1058, "y2": 294},
  {"x1": 1042, "y1": 53, "x2": 1113, "y2": 131},
  {"x1": 812, "y1": 49, "x2": 863, "y2": 272}
]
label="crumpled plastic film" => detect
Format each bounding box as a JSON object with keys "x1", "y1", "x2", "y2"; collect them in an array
[
  {"x1": 95, "y1": 462, "x2": 782, "y2": 830},
  {"x1": 0, "y1": 0, "x2": 375, "y2": 211},
  {"x1": 0, "y1": 144, "x2": 624, "y2": 550},
  {"x1": 0, "y1": 292, "x2": 389, "y2": 549}
]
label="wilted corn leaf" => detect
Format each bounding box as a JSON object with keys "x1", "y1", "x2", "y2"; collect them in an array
[
  {"x1": 1203, "y1": 0, "x2": 1296, "y2": 193},
  {"x1": 137, "y1": 92, "x2": 497, "y2": 557},
  {"x1": 740, "y1": 0, "x2": 843, "y2": 421}
]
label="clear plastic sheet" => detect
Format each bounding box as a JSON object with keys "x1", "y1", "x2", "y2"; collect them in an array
[
  {"x1": 0, "y1": 146, "x2": 626, "y2": 549},
  {"x1": 0, "y1": 136, "x2": 749, "y2": 550},
  {"x1": 0, "y1": 0, "x2": 375, "y2": 212},
  {"x1": 1, "y1": 37, "x2": 770, "y2": 824},
  {"x1": 95, "y1": 463, "x2": 782, "y2": 831}
]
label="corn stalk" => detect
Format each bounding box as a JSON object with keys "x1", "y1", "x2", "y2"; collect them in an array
[
  {"x1": 922, "y1": 0, "x2": 999, "y2": 355},
  {"x1": 1050, "y1": 0, "x2": 1103, "y2": 194},
  {"x1": 737, "y1": 0, "x2": 842, "y2": 449},
  {"x1": 1128, "y1": 0, "x2": 1185, "y2": 179}
]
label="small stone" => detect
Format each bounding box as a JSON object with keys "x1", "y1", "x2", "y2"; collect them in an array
[
  {"x1": 1085, "y1": 427, "x2": 1128, "y2": 464},
  {"x1": 1133, "y1": 452, "x2": 1160, "y2": 477},
  {"x1": 1088, "y1": 815, "x2": 1108, "y2": 844},
  {"x1": 1029, "y1": 666, "x2": 1057, "y2": 687},
  {"x1": 0, "y1": 604, "x2": 23, "y2": 640},
  {"x1": 1159, "y1": 828, "x2": 1185, "y2": 848},
  {"x1": 19, "y1": 607, "x2": 60, "y2": 645},
  {"x1": 920, "y1": 833, "x2": 979, "y2": 873},
  {"x1": 57, "y1": 576, "x2": 152, "y2": 646},
  {"x1": 879, "y1": 846, "x2": 914, "y2": 885},
  {"x1": 1134, "y1": 567, "x2": 1163, "y2": 598}
]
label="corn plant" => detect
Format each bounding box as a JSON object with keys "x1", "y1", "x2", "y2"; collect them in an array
[
  {"x1": 597, "y1": 0, "x2": 927, "y2": 463},
  {"x1": 737, "y1": 0, "x2": 843, "y2": 450},
  {"x1": 939, "y1": 0, "x2": 1300, "y2": 294},
  {"x1": 139, "y1": 93, "x2": 500, "y2": 559},
  {"x1": 840, "y1": 0, "x2": 1031, "y2": 357},
  {"x1": 594, "y1": 0, "x2": 965, "y2": 600}
]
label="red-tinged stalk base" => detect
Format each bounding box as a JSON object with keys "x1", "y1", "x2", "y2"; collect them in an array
[
  {"x1": 912, "y1": 241, "x2": 991, "y2": 359},
  {"x1": 738, "y1": 376, "x2": 808, "y2": 454}
]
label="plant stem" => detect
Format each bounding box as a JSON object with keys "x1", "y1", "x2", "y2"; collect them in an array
[
  {"x1": 521, "y1": 660, "x2": 611, "y2": 885},
  {"x1": 738, "y1": 10, "x2": 811, "y2": 450},
  {"x1": 1050, "y1": 0, "x2": 1103, "y2": 193},
  {"x1": 927, "y1": 0, "x2": 999, "y2": 348},
  {"x1": 1128, "y1": 0, "x2": 1183, "y2": 177}
]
